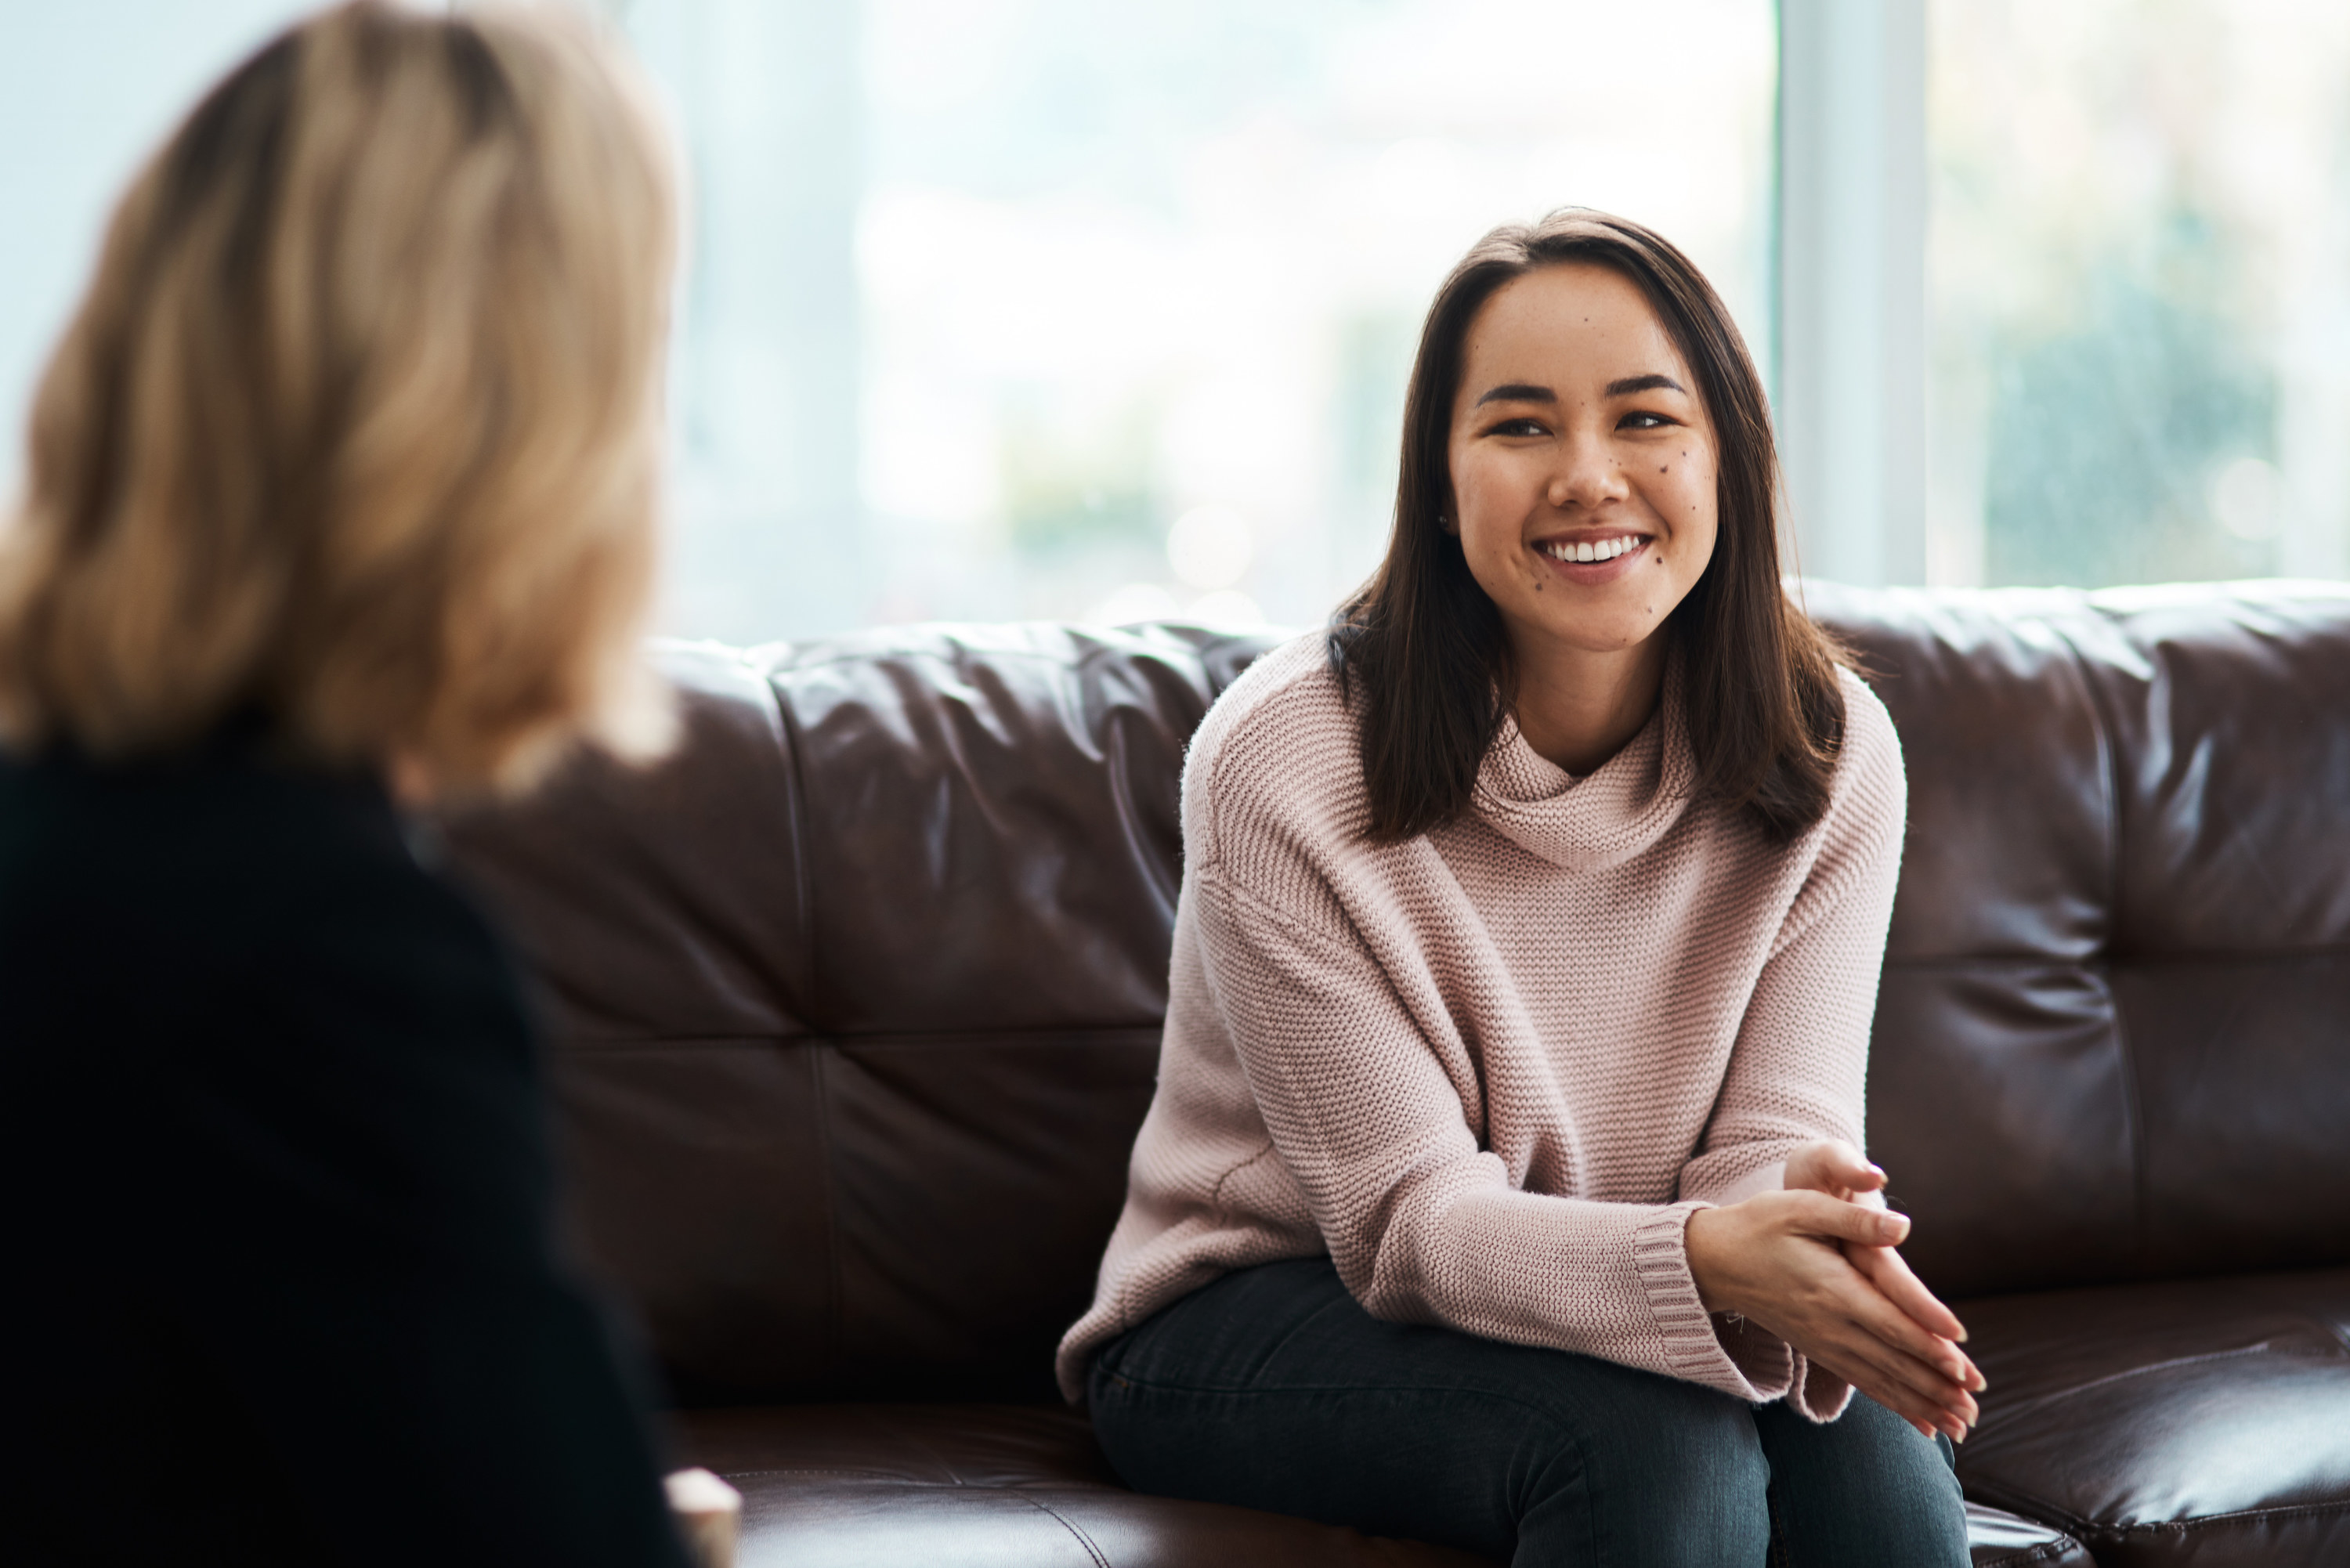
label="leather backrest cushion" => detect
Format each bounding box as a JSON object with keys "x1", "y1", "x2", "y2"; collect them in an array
[
  {"x1": 1810, "y1": 582, "x2": 2350, "y2": 1296},
  {"x1": 446, "y1": 588, "x2": 2350, "y2": 1399},
  {"x1": 446, "y1": 624, "x2": 1275, "y2": 1402}
]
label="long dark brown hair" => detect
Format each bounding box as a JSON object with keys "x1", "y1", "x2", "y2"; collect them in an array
[{"x1": 1329, "y1": 208, "x2": 1848, "y2": 844}]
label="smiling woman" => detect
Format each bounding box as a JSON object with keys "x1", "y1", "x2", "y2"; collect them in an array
[
  {"x1": 1333, "y1": 212, "x2": 1851, "y2": 847},
  {"x1": 1063, "y1": 210, "x2": 1976, "y2": 1566},
  {"x1": 1445, "y1": 263, "x2": 1724, "y2": 776}
]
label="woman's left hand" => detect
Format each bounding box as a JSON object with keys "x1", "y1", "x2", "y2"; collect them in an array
[{"x1": 1782, "y1": 1140, "x2": 1979, "y2": 1372}]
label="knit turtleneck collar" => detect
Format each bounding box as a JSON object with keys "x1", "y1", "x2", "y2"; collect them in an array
[{"x1": 1470, "y1": 659, "x2": 1694, "y2": 873}]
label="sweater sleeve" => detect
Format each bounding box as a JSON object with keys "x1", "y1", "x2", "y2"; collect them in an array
[
  {"x1": 1188, "y1": 862, "x2": 1770, "y2": 1404},
  {"x1": 1676, "y1": 674, "x2": 1910, "y2": 1419}
]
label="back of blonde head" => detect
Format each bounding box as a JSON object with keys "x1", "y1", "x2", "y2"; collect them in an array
[{"x1": 0, "y1": 0, "x2": 676, "y2": 792}]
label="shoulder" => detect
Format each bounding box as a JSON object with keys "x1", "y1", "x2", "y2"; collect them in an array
[
  {"x1": 207, "y1": 754, "x2": 505, "y2": 984},
  {"x1": 244, "y1": 777, "x2": 528, "y2": 1060},
  {"x1": 2, "y1": 742, "x2": 519, "y2": 1043},
  {"x1": 1189, "y1": 630, "x2": 1353, "y2": 768},
  {"x1": 1181, "y1": 632, "x2": 1368, "y2": 863},
  {"x1": 1762, "y1": 667, "x2": 1905, "y2": 947},
  {"x1": 1824, "y1": 665, "x2": 1905, "y2": 847}
]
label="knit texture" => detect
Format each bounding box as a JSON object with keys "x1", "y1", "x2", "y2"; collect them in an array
[{"x1": 1056, "y1": 633, "x2": 1908, "y2": 1418}]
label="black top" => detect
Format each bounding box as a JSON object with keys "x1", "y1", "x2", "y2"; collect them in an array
[{"x1": 0, "y1": 735, "x2": 689, "y2": 1568}]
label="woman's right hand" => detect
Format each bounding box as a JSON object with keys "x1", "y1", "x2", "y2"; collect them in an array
[{"x1": 1684, "y1": 1193, "x2": 1984, "y2": 1440}]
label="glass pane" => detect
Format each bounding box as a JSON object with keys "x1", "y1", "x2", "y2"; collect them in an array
[
  {"x1": 623, "y1": 0, "x2": 1777, "y2": 640},
  {"x1": 1928, "y1": 0, "x2": 2350, "y2": 588}
]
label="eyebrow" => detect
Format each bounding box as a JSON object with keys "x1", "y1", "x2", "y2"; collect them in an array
[{"x1": 1473, "y1": 373, "x2": 1687, "y2": 407}]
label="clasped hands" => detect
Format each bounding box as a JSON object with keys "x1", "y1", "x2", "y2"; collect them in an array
[{"x1": 1683, "y1": 1140, "x2": 1984, "y2": 1441}]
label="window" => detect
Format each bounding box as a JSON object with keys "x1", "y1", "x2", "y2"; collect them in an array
[
  {"x1": 1927, "y1": 0, "x2": 2350, "y2": 587},
  {"x1": 17, "y1": 3, "x2": 2330, "y2": 627},
  {"x1": 620, "y1": 0, "x2": 1777, "y2": 639}
]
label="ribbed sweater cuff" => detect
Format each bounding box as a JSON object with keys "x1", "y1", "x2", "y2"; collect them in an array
[
  {"x1": 1786, "y1": 1353, "x2": 1856, "y2": 1422},
  {"x1": 1632, "y1": 1201, "x2": 1736, "y2": 1388}
]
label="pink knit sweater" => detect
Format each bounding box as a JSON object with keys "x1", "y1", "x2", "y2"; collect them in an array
[{"x1": 1056, "y1": 634, "x2": 1907, "y2": 1418}]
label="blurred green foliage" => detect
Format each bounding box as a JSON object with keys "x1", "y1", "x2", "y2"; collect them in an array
[{"x1": 1983, "y1": 213, "x2": 2278, "y2": 587}]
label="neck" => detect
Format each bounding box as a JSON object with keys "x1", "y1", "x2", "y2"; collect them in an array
[{"x1": 1506, "y1": 627, "x2": 1669, "y2": 777}]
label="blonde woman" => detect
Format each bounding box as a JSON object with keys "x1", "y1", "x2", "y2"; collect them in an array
[{"x1": 0, "y1": 5, "x2": 689, "y2": 1564}]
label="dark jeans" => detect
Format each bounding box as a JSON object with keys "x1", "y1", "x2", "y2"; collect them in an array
[{"x1": 1089, "y1": 1258, "x2": 1969, "y2": 1568}]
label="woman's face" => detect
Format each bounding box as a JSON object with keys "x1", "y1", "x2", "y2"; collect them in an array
[{"x1": 1445, "y1": 262, "x2": 1719, "y2": 665}]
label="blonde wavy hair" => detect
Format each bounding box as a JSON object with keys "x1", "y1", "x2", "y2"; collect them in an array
[{"x1": 0, "y1": 0, "x2": 677, "y2": 793}]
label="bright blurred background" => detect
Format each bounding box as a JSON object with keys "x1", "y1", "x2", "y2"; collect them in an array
[
  {"x1": 616, "y1": 0, "x2": 1777, "y2": 639},
  {"x1": 1929, "y1": 0, "x2": 2350, "y2": 588},
  {"x1": 4, "y1": 1, "x2": 2349, "y2": 642}
]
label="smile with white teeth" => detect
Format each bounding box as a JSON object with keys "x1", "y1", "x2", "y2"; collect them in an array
[{"x1": 1539, "y1": 535, "x2": 1643, "y2": 564}]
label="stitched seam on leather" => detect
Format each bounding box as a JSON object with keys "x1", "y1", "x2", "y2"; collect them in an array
[
  {"x1": 2052, "y1": 611, "x2": 2128, "y2": 958},
  {"x1": 902, "y1": 1421, "x2": 965, "y2": 1488},
  {"x1": 1965, "y1": 1485, "x2": 2350, "y2": 1543},
  {"x1": 1015, "y1": 1492, "x2": 1111, "y2": 1568},
  {"x1": 1104, "y1": 710, "x2": 1182, "y2": 919},
  {"x1": 698, "y1": 1467, "x2": 921, "y2": 1480},
  {"x1": 2051, "y1": 613, "x2": 2149, "y2": 1263},
  {"x1": 765, "y1": 670, "x2": 820, "y2": 1035},
  {"x1": 760, "y1": 632, "x2": 1243, "y2": 681},
  {"x1": 832, "y1": 1027, "x2": 1165, "y2": 1051},
  {"x1": 808, "y1": 1042, "x2": 847, "y2": 1364},
  {"x1": 2092, "y1": 950, "x2": 2152, "y2": 1265},
  {"x1": 761, "y1": 666, "x2": 848, "y2": 1361},
  {"x1": 1977, "y1": 1541, "x2": 2083, "y2": 1566},
  {"x1": 2098, "y1": 1497, "x2": 2350, "y2": 1537}
]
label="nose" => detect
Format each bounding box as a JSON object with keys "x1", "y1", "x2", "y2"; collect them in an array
[{"x1": 1546, "y1": 426, "x2": 1629, "y2": 511}]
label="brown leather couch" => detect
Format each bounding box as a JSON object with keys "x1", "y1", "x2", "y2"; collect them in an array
[{"x1": 445, "y1": 581, "x2": 2350, "y2": 1567}]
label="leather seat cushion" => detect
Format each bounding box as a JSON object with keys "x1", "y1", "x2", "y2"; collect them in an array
[
  {"x1": 674, "y1": 1403, "x2": 2088, "y2": 1566},
  {"x1": 1954, "y1": 1267, "x2": 2350, "y2": 1566},
  {"x1": 1965, "y1": 1503, "x2": 2093, "y2": 1566},
  {"x1": 674, "y1": 1403, "x2": 1490, "y2": 1566}
]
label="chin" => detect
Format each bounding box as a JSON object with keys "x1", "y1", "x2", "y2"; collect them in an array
[{"x1": 1521, "y1": 607, "x2": 1664, "y2": 656}]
